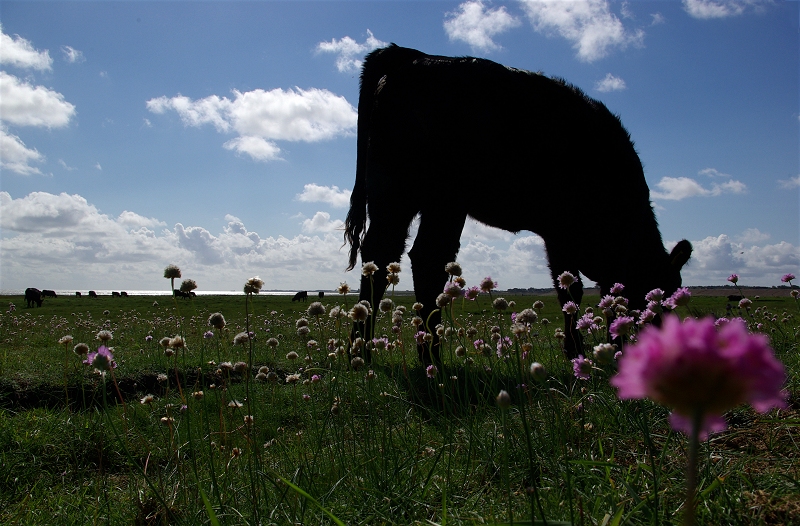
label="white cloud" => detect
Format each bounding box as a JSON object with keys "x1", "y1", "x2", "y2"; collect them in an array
[
  {"x1": 0, "y1": 127, "x2": 44, "y2": 175},
  {"x1": 444, "y1": 1, "x2": 521, "y2": 52},
  {"x1": 682, "y1": 0, "x2": 766, "y2": 19},
  {"x1": 223, "y1": 135, "x2": 282, "y2": 162},
  {"x1": 680, "y1": 231, "x2": 799, "y2": 285},
  {"x1": 778, "y1": 175, "x2": 800, "y2": 189},
  {"x1": 58, "y1": 159, "x2": 76, "y2": 171},
  {"x1": 95, "y1": 162, "x2": 102, "y2": 171},
  {"x1": 2, "y1": 192, "x2": 795, "y2": 292},
  {"x1": 117, "y1": 211, "x2": 166, "y2": 229},
  {"x1": 0, "y1": 191, "x2": 353, "y2": 292},
  {"x1": 296, "y1": 183, "x2": 352, "y2": 208},
  {"x1": 61, "y1": 45, "x2": 85, "y2": 64},
  {"x1": 650, "y1": 13, "x2": 666, "y2": 25},
  {"x1": 316, "y1": 29, "x2": 387, "y2": 73},
  {"x1": 698, "y1": 167, "x2": 730, "y2": 178},
  {"x1": 735, "y1": 228, "x2": 770, "y2": 244},
  {"x1": 0, "y1": 25, "x2": 52, "y2": 70},
  {"x1": 650, "y1": 175, "x2": 747, "y2": 200},
  {"x1": 147, "y1": 87, "x2": 357, "y2": 161},
  {"x1": 519, "y1": 0, "x2": 644, "y2": 62},
  {"x1": 0, "y1": 71, "x2": 76, "y2": 128},
  {"x1": 301, "y1": 211, "x2": 344, "y2": 234},
  {"x1": 595, "y1": 73, "x2": 626, "y2": 92}
]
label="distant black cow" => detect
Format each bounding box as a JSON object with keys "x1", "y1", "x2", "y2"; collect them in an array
[
  {"x1": 173, "y1": 289, "x2": 190, "y2": 299},
  {"x1": 112, "y1": 291, "x2": 121, "y2": 297},
  {"x1": 292, "y1": 291, "x2": 308, "y2": 302},
  {"x1": 120, "y1": 291, "x2": 128, "y2": 297},
  {"x1": 88, "y1": 290, "x2": 98, "y2": 298},
  {"x1": 42, "y1": 289, "x2": 57, "y2": 298},
  {"x1": 318, "y1": 291, "x2": 325, "y2": 299},
  {"x1": 727, "y1": 294, "x2": 743, "y2": 302},
  {"x1": 75, "y1": 291, "x2": 82, "y2": 297},
  {"x1": 25, "y1": 288, "x2": 43, "y2": 308}
]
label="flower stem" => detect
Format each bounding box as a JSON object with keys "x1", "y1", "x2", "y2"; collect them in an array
[{"x1": 682, "y1": 411, "x2": 702, "y2": 526}]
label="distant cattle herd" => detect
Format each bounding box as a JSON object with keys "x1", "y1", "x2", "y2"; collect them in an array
[
  {"x1": 22, "y1": 288, "x2": 326, "y2": 307},
  {"x1": 22, "y1": 288, "x2": 128, "y2": 307}
]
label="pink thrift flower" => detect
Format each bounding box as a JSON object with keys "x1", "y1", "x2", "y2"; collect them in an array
[
  {"x1": 611, "y1": 316, "x2": 787, "y2": 439},
  {"x1": 727, "y1": 274, "x2": 739, "y2": 284},
  {"x1": 426, "y1": 364, "x2": 438, "y2": 379},
  {"x1": 480, "y1": 276, "x2": 497, "y2": 293},
  {"x1": 557, "y1": 271, "x2": 576, "y2": 290},
  {"x1": 645, "y1": 289, "x2": 664, "y2": 303},
  {"x1": 781, "y1": 273, "x2": 795, "y2": 283},
  {"x1": 443, "y1": 281, "x2": 463, "y2": 298},
  {"x1": 609, "y1": 316, "x2": 635, "y2": 339},
  {"x1": 598, "y1": 295, "x2": 615, "y2": 310},
  {"x1": 464, "y1": 286, "x2": 480, "y2": 300},
  {"x1": 665, "y1": 287, "x2": 691, "y2": 309},
  {"x1": 84, "y1": 345, "x2": 116, "y2": 372},
  {"x1": 562, "y1": 301, "x2": 578, "y2": 315},
  {"x1": 576, "y1": 313, "x2": 598, "y2": 332},
  {"x1": 610, "y1": 283, "x2": 625, "y2": 295},
  {"x1": 572, "y1": 355, "x2": 593, "y2": 380}
]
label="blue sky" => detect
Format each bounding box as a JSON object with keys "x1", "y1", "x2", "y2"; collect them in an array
[{"x1": 1, "y1": 0, "x2": 797, "y2": 293}]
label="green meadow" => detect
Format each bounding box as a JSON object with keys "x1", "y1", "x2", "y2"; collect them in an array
[{"x1": 0, "y1": 287, "x2": 797, "y2": 525}]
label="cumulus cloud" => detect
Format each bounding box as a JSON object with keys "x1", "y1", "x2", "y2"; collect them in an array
[
  {"x1": 301, "y1": 211, "x2": 344, "y2": 234},
  {"x1": 296, "y1": 183, "x2": 352, "y2": 208},
  {"x1": 650, "y1": 175, "x2": 747, "y2": 200},
  {"x1": 147, "y1": 87, "x2": 357, "y2": 161},
  {"x1": 61, "y1": 45, "x2": 85, "y2": 64},
  {"x1": 0, "y1": 25, "x2": 52, "y2": 70},
  {"x1": 444, "y1": 1, "x2": 521, "y2": 52},
  {"x1": 595, "y1": 73, "x2": 626, "y2": 92},
  {"x1": 317, "y1": 29, "x2": 387, "y2": 73},
  {"x1": 0, "y1": 71, "x2": 76, "y2": 128},
  {"x1": 682, "y1": 0, "x2": 766, "y2": 19},
  {"x1": 519, "y1": 0, "x2": 644, "y2": 62},
  {"x1": 3, "y1": 192, "x2": 795, "y2": 292},
  {"x1": 679, "y1": 231, "x2": 799, "y2": 285},
  {"x1": 0, "y1": 191, "x2": 353, "y2": 292},
  {"x1": 0, "y1": 28, "x2": 76, "y2": 176},
  {"x1": 0, "y1": 127, "x2": 45, "y2": 176}
]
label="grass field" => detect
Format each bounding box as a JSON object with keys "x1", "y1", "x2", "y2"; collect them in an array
[{"x1": 1, "y1": 284, "x2": 797, "y2": 525}]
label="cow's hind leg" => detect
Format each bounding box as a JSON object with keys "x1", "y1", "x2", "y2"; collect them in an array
[
  {"x1": 409, "y1": 209, "x2": 468, "y2": 365},
  {"x1": 353, "y1": 211, "x2": 416, "y2": 362}
]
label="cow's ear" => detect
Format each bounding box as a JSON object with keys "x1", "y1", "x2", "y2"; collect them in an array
[{"x1": 670, "y1": 239, "x2": 692, "y2": 269}]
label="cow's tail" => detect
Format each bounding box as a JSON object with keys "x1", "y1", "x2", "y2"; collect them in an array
[{"x1": 344, "y1": 44, "x2": 422, "y2": 271}]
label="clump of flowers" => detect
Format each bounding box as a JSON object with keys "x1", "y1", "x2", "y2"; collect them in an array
[
  {"x1": 361, "y1": 261, "x2": 378, "y2": 276},
  {"x1": 611, "y1": 316, "x2": 786, "y2": 438},
  {"x1": 208, "y1": 312, "x2": 226, "y2": 330},
  {"x1": 480, "y1": 276, "x2": 497, "y2": 293},
  {"x1": 180, "y1": 279, "x2": 197, "y2": 293},
  {"x1": 84, "y1": 345, "x2": 116, "y2": 372},
  {"x1": 557, "y1": 271, "x2": 575, "y2": 290},
  {"x1": 244, "y1": 276, "x2": 264, "y2": 294},
  {"x1": 571, "y1": 355, "x2": 593, "y2": 380}
]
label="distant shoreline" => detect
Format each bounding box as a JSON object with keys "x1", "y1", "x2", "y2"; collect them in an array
[{"x1": 1, "y1": 285, "x2": 795, "y2": 298}]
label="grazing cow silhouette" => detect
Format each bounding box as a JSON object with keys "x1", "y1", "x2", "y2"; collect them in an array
[
  {"x1": 112, "y1": 291, "x2": 121, "y2": 297},
  {"x1": 121, "y1": 291, "x2": 128, "y2": 297},
  {"x1": 318, "y1": 291, "x2": 325, "y2": 299},
  {"x1": 88, "y1": 290, "x2": 98, "y2": 298},
  {"x1": 292, "y1": 291, "x2": 308, "y2": 302},
  {"x1": 25, "y1": 288, "x2": 44, "y2": 308},
  {"x1": 344, "y1": 45, "x2": 692, "y2": 364},
  {"x1": 42, "y1": 289, "x2": 57, "y2": 298},
  {"x1": 173, "y1": 289, "x2": 190, "y2": 299},
  {"x1": 75, "y1": 291, "x2": 82, "y2": 297}
]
